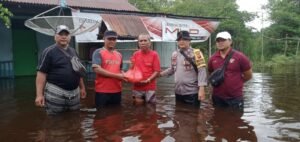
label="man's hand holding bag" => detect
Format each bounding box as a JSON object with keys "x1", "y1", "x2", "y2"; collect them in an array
[
  {"x1": 124, "y1": 66, "x2": 143, "y2": 83},
  {"x1": 208, "y1": 50, "x2": 234, "y2": 87}
]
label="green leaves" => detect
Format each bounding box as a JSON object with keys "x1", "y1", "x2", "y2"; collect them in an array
[
  {"x1": 0, "y1": 4, "x2": 13, "y2": 28},
  {"x1": 267, "y1": 0, "x2": 300, "y2": 36},
  {"x1": 128, "y1": 0, "x2": 300, "y2": 67},
  {"x1": 261, "y1": 0, "x2": 300, "y2": 61}
]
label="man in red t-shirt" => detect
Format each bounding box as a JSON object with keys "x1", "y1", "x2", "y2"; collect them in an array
[
  {"x1": 130, "y1": 34, "x2": 161, "y2": 104},
  {"x1": 208, "y1": 31, "x2": 252, "y2": 110},
  {"x1": 92, "y1": 30, "x2": 127, "y2": 108}
]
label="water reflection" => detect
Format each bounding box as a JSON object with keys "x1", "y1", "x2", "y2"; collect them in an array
[
  {"x1": 244, "y1": 72, "x2": 300, "y2": 142},
  {"x1": 206, "y1": 107, "x2": 257, "y2": 142},
  {"x1": 1, "y1": 66, "x2": 300, "y2": 141},
  {"x1": 160, "y1": 102, "x2": 212, "y2": 142},
  {"x1": 31, "y1": 112, "x2": 84, "y2": 142},
  {"x1": 80, "y1": 104, "x2": 166, "y2": 142}
]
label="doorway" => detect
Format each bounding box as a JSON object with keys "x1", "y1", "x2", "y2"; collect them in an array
[{"x1": 12, "y1": 19, "x2": 38, "y2": 76}]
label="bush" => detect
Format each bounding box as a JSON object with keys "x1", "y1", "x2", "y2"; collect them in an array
[{"x1": 265, "y1": 54, "x2": 294, "y2": 67}]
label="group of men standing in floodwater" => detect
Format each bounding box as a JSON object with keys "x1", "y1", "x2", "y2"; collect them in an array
[{"x1": 35, "y1": 25, "x2": 252, "y2": 115}]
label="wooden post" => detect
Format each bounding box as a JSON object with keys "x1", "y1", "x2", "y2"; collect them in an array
[
  {"x1": 261, "y1": 12, "x2": 264, "y2": 63},
  {"x1": 296, "y1": 39, "x2": 300, "y2": 56},
  {"x1": 284, "y1": 34, "x2": 288, "y2": 56}
]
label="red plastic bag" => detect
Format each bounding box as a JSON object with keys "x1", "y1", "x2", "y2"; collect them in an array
[{"x1": 124, "y1": 67, "x2": 143, "y2": 83}]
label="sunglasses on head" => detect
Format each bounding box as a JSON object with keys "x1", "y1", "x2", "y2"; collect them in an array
[{"x1": 216, "y1": 38, "x2": 227, "y2": 42}]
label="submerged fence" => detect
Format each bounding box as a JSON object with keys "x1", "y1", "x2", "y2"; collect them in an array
[
  {"x1": 0, "y1": 61, "x2": 14, "y2": 79},
  {"x1": 0, "y1": 79, "x2": 14, "y2": 91}
]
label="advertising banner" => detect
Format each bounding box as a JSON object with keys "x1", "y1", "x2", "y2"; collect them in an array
[
  {"x1": 72, "y1": 12, "x2": 220, "y2": 42},
  {"x1": 141, "y1": 17, "x2": 219, "y2": 42},
  {"x1": 72, "y1": 11, "x2": 102, "y2": 42}
]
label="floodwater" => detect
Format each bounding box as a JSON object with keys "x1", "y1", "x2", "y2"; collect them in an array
[{"x1": 0, "y1": 66, "x2": 300, "y2": 142}]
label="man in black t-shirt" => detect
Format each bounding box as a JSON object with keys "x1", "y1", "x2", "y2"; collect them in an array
[{"x1": 35, "y1": 25, "x2": 86, "y2": 115}]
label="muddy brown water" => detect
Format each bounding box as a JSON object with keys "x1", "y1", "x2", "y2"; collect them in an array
[{"x1": 0, "y1": 67, "x2": 300, "y2": 142}]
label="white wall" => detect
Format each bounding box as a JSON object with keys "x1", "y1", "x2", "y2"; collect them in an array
[
  {"x1": 116, "y1": 42, "x2": 137, "y2": 61},
  {"x1": 115, "y1": 42, "x2": 177, "y2": 68},
  {"x1": 77, "y1": 41, "x2": 176, "y2": 69},
  {"x1": 153, "y1": 42, "x2": 177, "y2": 68}
]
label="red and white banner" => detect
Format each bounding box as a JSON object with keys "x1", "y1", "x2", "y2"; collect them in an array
[
  {"x1": 72, "y1": 10, "x2": 102, "y2": 42},
  {"x1": 141, "y1": 17, "x2": 219, "y2": 42},
  {"x1": 72, "y1": 12, "x2": 220, "y2": 42}
]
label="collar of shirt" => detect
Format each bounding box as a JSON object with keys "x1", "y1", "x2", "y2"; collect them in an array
[
  {"x1": 216, "y1": 47, "x2": 233, "y2": 58},
  {"x1": 177, "y1": 46, "x2": 192, "y2": 52}
]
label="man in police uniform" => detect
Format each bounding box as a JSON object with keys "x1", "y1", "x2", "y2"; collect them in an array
[{"x1": 160, "y1": 31, "x2": 207, "y2": 106}]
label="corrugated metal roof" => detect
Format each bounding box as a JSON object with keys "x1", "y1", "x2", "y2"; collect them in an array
[
  {"x1": 101, "y1": 14, "x2": 148, "y2": 39},
  {"x1": 3, "y1": 0, "x2": 138, "y2": 11}
]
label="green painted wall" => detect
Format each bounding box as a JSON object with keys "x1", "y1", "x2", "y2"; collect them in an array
[{"x1": 12, "y1": 29, "x2": 38, "y2": 76}]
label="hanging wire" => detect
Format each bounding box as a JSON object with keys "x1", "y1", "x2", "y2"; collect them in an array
[{"x1": 263, "y1": 35, "x2": 300, "y2": 41}]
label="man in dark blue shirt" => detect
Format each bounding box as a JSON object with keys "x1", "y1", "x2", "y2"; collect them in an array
[{"x1": 35, "y1": 25, "x2": 86, "y2": 115}]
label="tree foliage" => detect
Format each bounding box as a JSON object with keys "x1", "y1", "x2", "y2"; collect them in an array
[
  {"x1": 267, "y1": 0, "x2": 300, "y2": 37},
  {"x1": 0, "y1": 3, "x2": 13, "y2": 28},
  {"x1": 128, "y1": 0, "x2": 255, "y2": 58},
  {"x1": 263, "y1": 0, "x2": 300, "y2": 58},
  {"x1": 128, "y1": 0, "x2": 300, "y2": 67}
]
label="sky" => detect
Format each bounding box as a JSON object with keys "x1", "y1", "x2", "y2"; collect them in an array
[{"x1": 236, "y1": 0, "x2": 271, "y2": 31}]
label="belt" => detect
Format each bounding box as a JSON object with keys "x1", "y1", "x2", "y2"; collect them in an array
[{"x1": 45, "y1": 82, "x2": 79, "y2": 100}]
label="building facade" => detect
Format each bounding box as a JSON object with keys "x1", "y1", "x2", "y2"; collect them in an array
[{"x1": 0, "y1": 0, "x2": 219, "y2": 78}]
